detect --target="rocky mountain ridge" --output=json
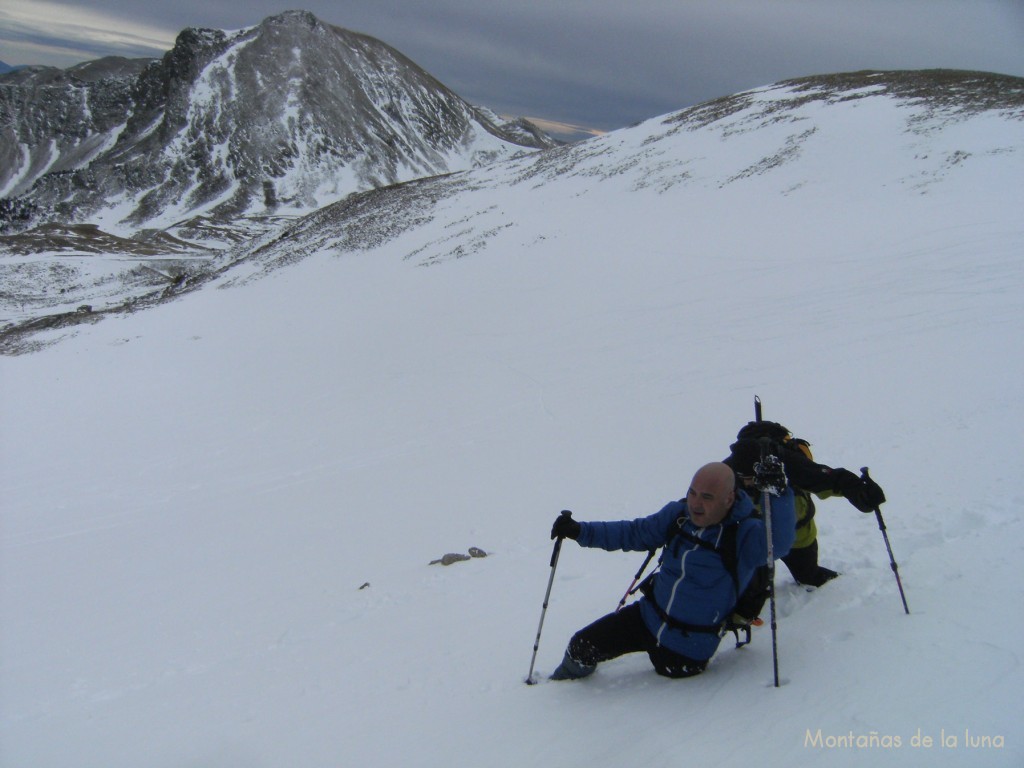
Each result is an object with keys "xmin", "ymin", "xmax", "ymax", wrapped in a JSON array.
[
  {"xmin": 0, "ymin": 10, "xmax": 555, "ymax": 247},
  {"xmin": 2, "ymin": 68, "xmax": 1020, "ymax": 355}
]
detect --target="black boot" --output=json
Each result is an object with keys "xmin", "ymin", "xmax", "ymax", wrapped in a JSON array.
[
  {"xmin": 782, "ymin": 541, "xmax": 840, "ymax": 587},
  {"xmin": 549, "ymin": 651, "xmax": 596, "ymax": 681}
]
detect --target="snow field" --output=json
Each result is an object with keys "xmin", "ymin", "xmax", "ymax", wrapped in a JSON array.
[{"xmin": 2, "ymin": 82, "xmax": 1023, "ymax": 766}]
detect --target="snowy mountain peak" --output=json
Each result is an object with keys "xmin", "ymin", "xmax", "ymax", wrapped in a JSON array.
[{"xmin": 0, "ymin": 11, "xmax": 556, "ymax": 240}]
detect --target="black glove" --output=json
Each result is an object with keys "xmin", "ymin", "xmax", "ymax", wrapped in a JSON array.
[
  {"xmin": 753, "ymin": 454, "xmax": 787, "ymax": 496},
  {"xmin": 830, "ymin": 468, "xmax": 886, "ymax": 512},
  {"xmin": 725, "ymin": 437, "xmax": 785, "ymax": 477},
  {"xmin": 550, "ymin": 510, "xmax": 581, "ymax": 540},
  {"xmin": 725, "ymin": 438, "xmax": 759, "ymax": 476}
]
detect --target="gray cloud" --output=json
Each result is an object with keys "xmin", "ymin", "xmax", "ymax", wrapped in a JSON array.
[{"xmin": 2, "ymin": 0, "xmax": 1022, "ymax": 134}]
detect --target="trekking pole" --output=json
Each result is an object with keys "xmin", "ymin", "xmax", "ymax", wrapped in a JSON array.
[
  {"xmin": 760, "ymin": 439, "xmax": 781, "ymax": 688},
  {"xmin": 754, "ymin": 396, "xmax": 781, "ymax": 687},
  {"xmin": 861, "ymin": 467, "xmax": 910, "ymax": 615},
  {"xmin": 616, "ymin": 549, "xmax": 656, "ymax": 612},
  {"xmin": 526, "ymin": 511, "xmax": 571, "ymax": 685}
]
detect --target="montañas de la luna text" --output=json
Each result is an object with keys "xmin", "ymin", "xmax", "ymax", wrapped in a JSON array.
[{"xmin": 804, "ymin": 728, "xmax": 1005, "ymax": 750}]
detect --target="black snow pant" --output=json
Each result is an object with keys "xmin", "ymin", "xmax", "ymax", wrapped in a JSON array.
[
  {"xmin": 566, "ymin": 602, "xmax": 709, "ymax": 679},
  {"xmin": 732, "ymin": 541, "xmax": 839, "ymax": 623}
]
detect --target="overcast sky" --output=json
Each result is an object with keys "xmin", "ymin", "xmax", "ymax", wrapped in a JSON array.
[{"xmin": 2, "ymin": 0, "xmax": 1023, "ymax": 137}]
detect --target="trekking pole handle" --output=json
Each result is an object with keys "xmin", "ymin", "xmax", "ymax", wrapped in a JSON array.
[
  {"xmin": 860, "ymin": 467, "xmax": 886, "ymax": 530},
  {"xmin": 551, "ymin": 510, "xmax": 572, "ymax": 565}
]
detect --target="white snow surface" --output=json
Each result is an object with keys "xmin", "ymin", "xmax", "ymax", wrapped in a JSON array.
[{"xmin": 2, "ymin": 79, "xmax": 1023, "ymax": 767}]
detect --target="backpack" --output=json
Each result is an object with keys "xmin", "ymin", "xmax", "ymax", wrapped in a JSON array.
[
  {"xmin": 736, "ymin": 419, "xmax": 814, "ymax": 462},
  {"xmin": 733, "ymin": 419, "xmax": 821, "ymax": 517}
]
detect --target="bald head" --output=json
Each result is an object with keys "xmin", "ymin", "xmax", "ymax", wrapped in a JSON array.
[{"xmin": 686, "ymin": 462, "xmax": 737, "ymax": 528}]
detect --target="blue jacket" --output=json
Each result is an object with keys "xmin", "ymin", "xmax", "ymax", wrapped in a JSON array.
[{"xmin": 577, "ymin": 487, "xmax": 796, "ymax": 661}]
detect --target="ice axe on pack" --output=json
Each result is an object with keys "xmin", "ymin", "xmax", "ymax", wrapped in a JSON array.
[{"xmin": 861, "ymin": 467, "xmax": 910, "ymax": 615}]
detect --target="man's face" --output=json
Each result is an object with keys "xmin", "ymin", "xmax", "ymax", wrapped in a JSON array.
[{"xmin": 686, "ymin": 465, "xmax": 736, "ymax": 528}]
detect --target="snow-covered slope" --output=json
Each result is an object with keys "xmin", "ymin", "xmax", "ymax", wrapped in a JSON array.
[
  {"xmin": 1, "ymin": 70, "xmax": 1023, "ymax": 767},
  {"xmin": 0, "ymin": 11, "xmax": 554, "ymax": 242}
]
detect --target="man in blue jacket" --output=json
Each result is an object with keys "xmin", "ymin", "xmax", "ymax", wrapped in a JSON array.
[{"xmin": 548, "ymin": 460, "xmax": 796, "ymax": 680}]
